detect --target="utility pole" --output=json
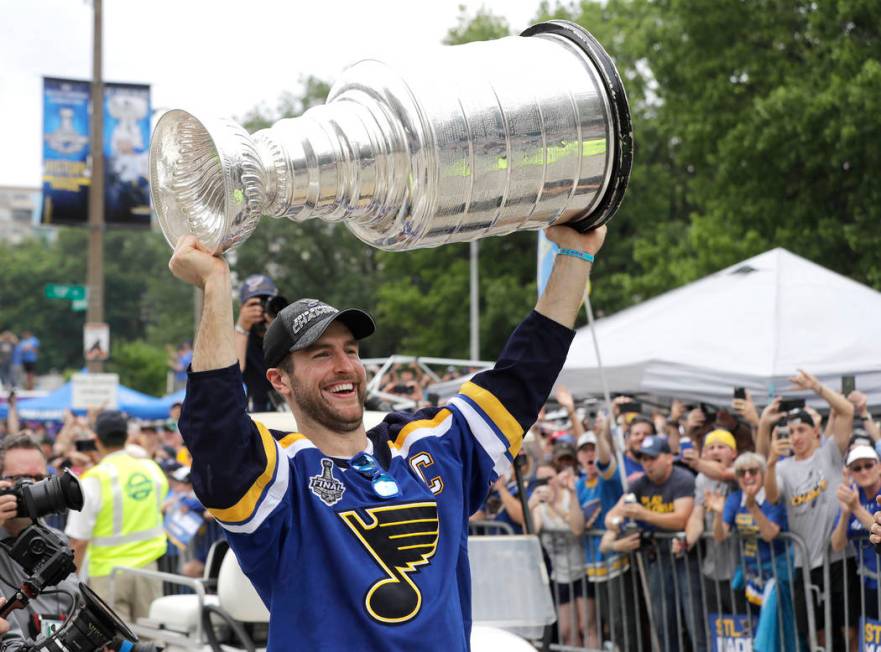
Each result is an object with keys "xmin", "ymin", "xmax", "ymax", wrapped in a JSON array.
[
  {"xmin": 469, "ymin": 240, "xmax": 479, "ymax": 360},
  {"xmin": 86, "ymin": 0, "xmax": 105, "ymax": 373}
]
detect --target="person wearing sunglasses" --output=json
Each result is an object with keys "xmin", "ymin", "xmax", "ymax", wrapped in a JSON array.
[
  {"xmin": 167, "ymin": 223, "xmax": 607, "ymax": 651},
  {"xmin": 831, "ymin": 446, "xmax": 881, "ymax": 623},
  {"xmin": 710, "ymin": 451, "xmax": 796, "ymax": 651}
]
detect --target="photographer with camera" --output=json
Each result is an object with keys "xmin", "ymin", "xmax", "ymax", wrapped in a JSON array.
[
  {"xmin": 603, "ymin": 435, "xmax": 703, "ymax": 652},
  {"xmin": 65, "ymin": 411, "xmax": 168, "ymax": 624},
  {"xmin": 0, "ymin": 436, "xmax": 78, "ymax": 639},
  {"xmin": 763, "ymin": 369, "xmax": 855, "ymax": 652},
  {"xmin": 235, "ymin": 274, "xmax": 288, "ymax": 412}
]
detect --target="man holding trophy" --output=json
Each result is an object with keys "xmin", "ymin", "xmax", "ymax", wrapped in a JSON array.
[{"xmin": 155, "ymin": 19, "xmax": 631, "ymax": 650}]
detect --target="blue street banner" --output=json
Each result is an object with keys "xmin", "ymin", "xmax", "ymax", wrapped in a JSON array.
[
  {"xmin": 861, "ymin": 616, "xmax": 881, "ymax": 651},
  {"xmin": 41, "ymin": 77, "xmax": 151, "ymax": 226},
  {"xmin": 42, "ymin": 77, "xmax": 90, "ymax": 225},
  {"xmin": 708, "ymin": 613, "xmax": 752, "ymax": 652},
  {"xmin": 103, "ymin": 82, "xmax": 151, "ymax": 225}
]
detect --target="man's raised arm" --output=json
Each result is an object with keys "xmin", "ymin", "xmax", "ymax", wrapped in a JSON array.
[
  {"xmin": 168, "ymin": 236, "xmax": 237, "ymax": 372},
  {"xmin": 536, "ymin": 225, "xmax": 607, "ymax": 328}
]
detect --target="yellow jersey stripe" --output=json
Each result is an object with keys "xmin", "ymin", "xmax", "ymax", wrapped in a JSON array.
[
  {"xmin": 209, "ymin": 420, "xmax": 278, "ymax": 523},
  {"xmin": 393, "ymin": 409, "xmax": 452, "ymax": 450},
  {"xmin": 278, "ymin": 433, "xmax": 307, "ymax": 449},
  {"xmin": 459, "ymin": 381, "xmax": 523, "ymax": 455}
]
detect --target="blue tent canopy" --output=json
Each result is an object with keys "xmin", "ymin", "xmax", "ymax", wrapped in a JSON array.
[{"xmin": 0, "ymin": 382, "xmax": 169, "ymax": 422}]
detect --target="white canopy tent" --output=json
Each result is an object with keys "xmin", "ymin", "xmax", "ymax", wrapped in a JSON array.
[{"xmin": 558, "ymin": 248, "xmax": 881, "ymax": 408}]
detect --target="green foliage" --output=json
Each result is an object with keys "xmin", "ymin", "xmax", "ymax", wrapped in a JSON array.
[
  {"xmin": 107, "ymin": 339, "xmax": 169, "ymax": 396},
  {"xmin": 0, "ymin": 228, "xmax": 193, "ymax": 377},
  {"xmin": 6, "ymin": 3, "xmax": 878, "ymax": 384}
]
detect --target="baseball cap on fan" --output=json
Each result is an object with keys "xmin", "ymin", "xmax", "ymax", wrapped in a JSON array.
[
  {"xmin": 239, "ymin": 274, "xmax": 278, "ymax": 303},
  {"xmin": 263, "ymin": 299, "xmax": 376, "ymax": 368}
]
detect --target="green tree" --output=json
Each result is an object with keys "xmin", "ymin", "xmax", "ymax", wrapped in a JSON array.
[
  {"xmin": 0, "ymin": 227, "xmax": 193, "ymax": 383},
  {"xmin": 108, "ymin": 340, "xmax": 169, "ymax": 396}
]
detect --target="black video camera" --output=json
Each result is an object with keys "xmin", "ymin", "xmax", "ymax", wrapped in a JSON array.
[
  {"xmin": 0, "ymin": 473, "xmax": 159, "ymax": 652},
  {"xmin": 251, "ymin": 295, "xmax": 289, "ymax": 338},
  {"xmin": 0, "ymin": 472, "xmax": 83, "ymax": 520}
]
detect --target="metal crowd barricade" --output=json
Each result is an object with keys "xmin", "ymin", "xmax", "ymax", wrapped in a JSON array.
[
  {"xmin": 532, "ymin": 528, "xmax": 820, "ymax": 652},
  {"xmin": 469, "ymin": 520, "xmax": 516, "ymax": 536},
  {"xmin": 830, "ymin": 534, "xmax": 881, "ymax": 652}
]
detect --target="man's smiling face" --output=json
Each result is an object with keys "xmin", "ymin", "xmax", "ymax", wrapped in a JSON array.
[{"xmin": 288, "ymin": 321, "xmax": 367, "ymax": 433}]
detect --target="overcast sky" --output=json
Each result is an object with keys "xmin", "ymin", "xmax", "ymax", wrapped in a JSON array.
[{"xmin": 0, "ymin": 0, "xmax": 540, "ymax": 188}]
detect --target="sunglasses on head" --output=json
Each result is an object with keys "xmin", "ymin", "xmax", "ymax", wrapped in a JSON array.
[
  {"xmin": 350, "ymin": 452, "xmax": 400, "ymax": 499},
  {"xmin": 736, "ymin": 467, "xmax": 761, "ymax": 477},
  {"xmin": 850, "ymin": 460, "xmax": 877, "ymax": 473}
]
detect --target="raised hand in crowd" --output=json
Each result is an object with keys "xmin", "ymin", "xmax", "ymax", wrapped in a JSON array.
[
  {"xmin": 610, "ymin": 395, "xmax": 633, "ymax": 420},
  {"xmin": 849, "ymin": 390, "xmax": 881, "ymax": 441},
  {"xmin": 554, "ymin": 385, "xmax": 583, "ymax": 438},
  {"xmin": 731, "ymin": 389, "xmax": 759, "ymax": 427},
  {"xmin": 788, "ymin": 368, "xmax": 853, "ymax": 452},
  {"xmin": 766, "ymin": 428, "xmax": 793, "ymax": 466},
  {"xmin": 755, "ymin": 397, "xmax": 783, "ymax": 458},
  {"xmin": 684, "ymin": 407, "xmax": 705, "ymax": 437},
  {"xmin": 835, "ymin": 480, "xmax": 860, "ymax": 514}
]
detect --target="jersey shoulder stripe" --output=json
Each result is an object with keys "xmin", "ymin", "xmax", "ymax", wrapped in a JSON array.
[
  {"xmin": 459, "ymin": 381, "xmax": 522, "ymax": 453},
  {"xmin": 447, "ymin": 395, "xmax": 517, "ymax": 476},
  {"xmin": 207, "ymin": 420, "xmax": 278, "ymax": 523},
  {"xmin": 213, "ymin": 438, "xmax": 290, "ymax": 534},
  {"xmin": 278, "ymin": 432, "xmax": 318, "ymax": 458},
  {"xmin": 208, "ymin": 421, "xmax": 290, "ymax": 534},
  {"xmin": 392, "ymin": 409, "xmax": 453, "ymax": 456}
]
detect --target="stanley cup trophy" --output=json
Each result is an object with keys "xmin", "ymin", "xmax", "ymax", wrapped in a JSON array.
[{"xmin": 150, "ymin": 21, "xmax": 633, "ymax": 253}]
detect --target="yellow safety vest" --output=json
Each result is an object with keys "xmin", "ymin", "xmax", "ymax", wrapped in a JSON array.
[{"xmin": 82, "ymin": 453, "xmax": 169, "ymax": 577}]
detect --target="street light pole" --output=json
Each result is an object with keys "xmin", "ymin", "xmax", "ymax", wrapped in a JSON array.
[
  {"xmin": 469, "ymin": 240, "xmax": 479, "ymax": 360},
  {"xmin": 86, "ymin": 0, "xmax": 105, "ymax": 373}
]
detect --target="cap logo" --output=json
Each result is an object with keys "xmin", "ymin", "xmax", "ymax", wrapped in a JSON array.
[
  {"xmin": 643, "ymin": 437, "xmax": 654, "ymax": 448},
  {"xmin": 292, "ymin": 304, "xmax": 337, "ymax": 334},
  {"xmin": 246, "ymin": 276, "xmax": 266, "ymax": 291}
]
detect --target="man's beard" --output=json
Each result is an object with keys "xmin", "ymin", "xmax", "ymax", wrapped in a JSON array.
[{"xmin": 290, "ymin": 375, "xmax": 366, "ymax": 433}]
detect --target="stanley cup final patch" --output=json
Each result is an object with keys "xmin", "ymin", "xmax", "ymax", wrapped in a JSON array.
[{"xmin": 309, "ymin": 458, "xmax": 346, "ymax": 506}]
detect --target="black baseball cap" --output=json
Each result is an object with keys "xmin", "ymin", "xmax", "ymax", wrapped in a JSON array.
[
  {"xmin": 263, "ymin": 299, "xmax": 375, "ymax": 368},
  {"xmin": 94, "ymin": 410, "xmax": 128, "ymax": 445},
  {"xmin": 637, "ymin": 435, "xmax": 672, "ymax": 458}
]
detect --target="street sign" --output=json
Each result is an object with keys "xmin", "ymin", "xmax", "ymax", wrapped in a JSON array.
[
  {"xmin": 84, "ymin": 322, "xmax": 110, "ymax": 361},
  {"xmin": 71, "ymin": 373, "xmax": 118, "ymax": 410},
  {"xmin": 72, "ymin": 298, "xmax": 87, "ymax": 311},
  {"xmin": 44, "ymin": 284, "xmax": 86, "ymax": 301}
]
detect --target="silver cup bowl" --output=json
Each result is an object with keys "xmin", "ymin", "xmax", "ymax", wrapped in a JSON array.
[{"xmin": 150, "ymin": 20, "xmax": 632, "ymax": 253}]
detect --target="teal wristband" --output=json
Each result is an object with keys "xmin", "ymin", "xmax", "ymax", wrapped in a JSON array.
[{"xmin": 558, "ymin": 248, "xmax": 595, "ymax": 263}]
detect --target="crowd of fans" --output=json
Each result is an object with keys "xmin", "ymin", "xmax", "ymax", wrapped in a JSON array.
[
  {"xmin": 472, "ymin": 371, "xmax": 881, "ymax": 652},
  {"xmin": 2, "ymin": 324, "xmax": 879, "ymax": 651},
  {"xmin": 0, "ymin": 397, "xmax": 221, "ymax": 586},
  {"xmin": 0, "ymin": 330, "xmax": 40, "ymax": 391}
]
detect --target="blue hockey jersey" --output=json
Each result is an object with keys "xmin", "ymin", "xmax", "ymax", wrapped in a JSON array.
[{"xmin": 179, "ymin": 310, "xmax": 573, "ymax": 651}]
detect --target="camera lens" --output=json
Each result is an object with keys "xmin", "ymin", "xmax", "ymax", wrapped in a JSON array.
[{"xmin": 21, "ymin": 471, "xmax": 84, "ymax": 519}]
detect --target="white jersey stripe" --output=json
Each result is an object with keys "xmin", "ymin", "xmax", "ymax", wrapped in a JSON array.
[
  {"xmin": 218, "ymin": 439, "xmax": 290, "ymax": 534},
  {"xmin": 397, "ymin": 412, "xmax": 454, "ymax": 458},
  {"xmin": 448, "ymin": 396, "xmax": 512, "ymax": 477}
]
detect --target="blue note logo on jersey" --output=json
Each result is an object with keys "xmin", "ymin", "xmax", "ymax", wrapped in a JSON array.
[
  {"xmin": 309, "ymin": 458, "xmax": 346, "ymax": 506},
  {"xmin": 339, "ymin": 502, "xmax": 439, "ymax": 624}
]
